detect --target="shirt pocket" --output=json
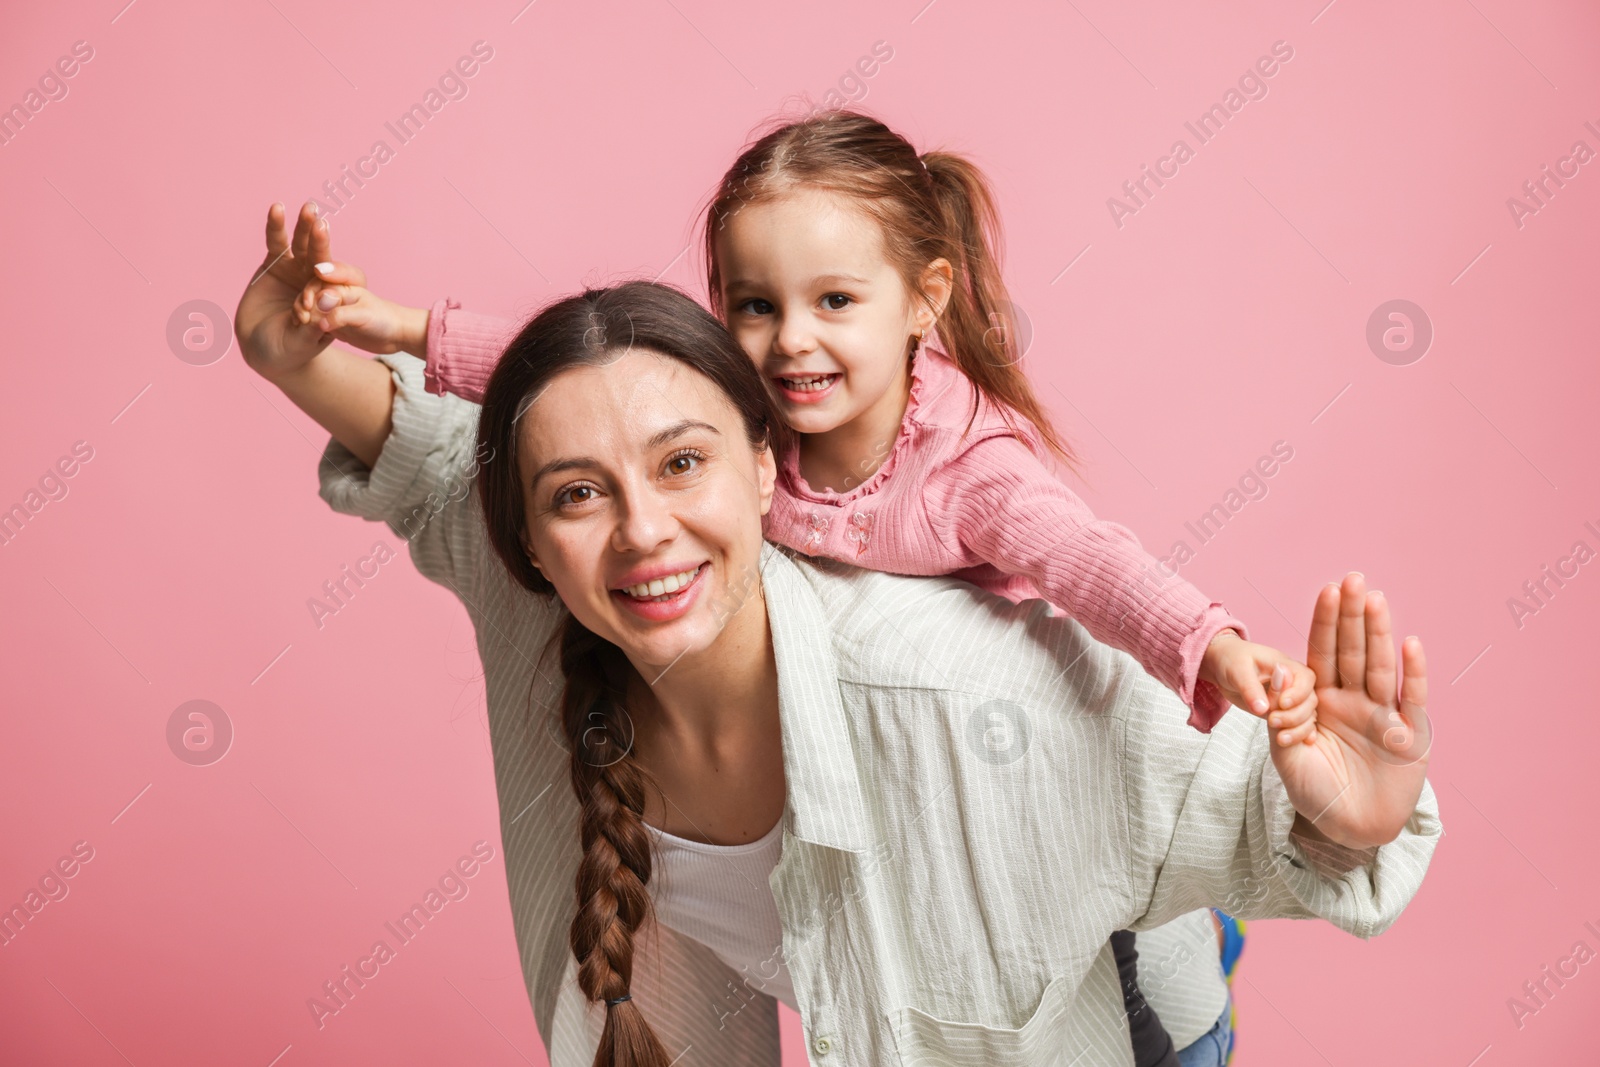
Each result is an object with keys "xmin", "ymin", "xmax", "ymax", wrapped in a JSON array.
[{"xmin": 885, "ymin": 975, "xmax": 1079, "ymax": 1066}]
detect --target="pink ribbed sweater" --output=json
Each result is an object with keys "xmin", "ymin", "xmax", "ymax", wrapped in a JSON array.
[{"xmin": 422, "ymin": 298, "xmax": 1247, "ymax": 731}]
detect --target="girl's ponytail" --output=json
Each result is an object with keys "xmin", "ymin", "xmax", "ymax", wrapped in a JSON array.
[
  {"xmin": 919, "ymin": 151, "xmax": 1074, "ymax": 469},
  {"xmin": 560, "ymin": 618, "xmax": 672, "ymax": 1067}
]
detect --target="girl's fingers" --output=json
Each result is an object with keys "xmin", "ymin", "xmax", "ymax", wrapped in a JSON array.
[
  {"xmin": 1236, "ymin": 666, "xmax": 1271, "ymax": 717},
  {"xmin": 315, "ymin": 284, "xmax": 355, "ymax": 312},
  {"xmin": 311, "ymin": 261, "xmax": 365, "ymax": 286},
  {"xmin": 313, "ymin": 293, "xmax": 374, "ymax": 334},
  {"xmin": 1269, "ymin": 696, "xmax": 1316, "ymax": 731},
  {"xmin": 1275, "ymin": 714, "xmax": 1318, "ymax": 747},
  {"xmin": 1307, "ymin": 583, "xmax": 1340, "ymax": 689},
  {"xmin": 294, "ymin": 282, "xmax": 322, "ymax": 323},
  {"xmin": 1277, "ymin": 663, "xmax": 1316, "ymax": 709},
  {"xmin": 295, "ymin": 271, "xmax": 368, "ymax": 324},
  {"xmin": 1334, "ymin": 571, "xmax": 1369, "ymax": 690},
  {"xmin": 315, "ymin": 305, "xmax": 352, "ymax": 334},
  {"xmin": 1241, "ymin": 675, "xmax": 1267, "ymax": 716}
]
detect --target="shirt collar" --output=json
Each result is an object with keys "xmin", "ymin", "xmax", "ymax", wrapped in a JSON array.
[{"xmin": 758, "ymin": 542, "xmax": 871, "ymax": 854}]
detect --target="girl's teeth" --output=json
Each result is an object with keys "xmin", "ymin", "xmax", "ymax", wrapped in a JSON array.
[
  {"xmin": 624, "ymin": 565, "xmax": 700, "ymax": 600},
  {"xmin": 782, "ymin": 374, "xmax": 835, "ymax": 392}
]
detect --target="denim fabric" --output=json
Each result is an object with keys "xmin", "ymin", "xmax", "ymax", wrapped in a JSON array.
[{"xmin": 1176, "ymin": 994, "xmax": 1233, "ymax": 1067}]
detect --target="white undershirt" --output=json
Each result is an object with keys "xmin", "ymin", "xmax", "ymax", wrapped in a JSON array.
[{"xmin": 644, "ymin": 818, "xmax": 797, "ymax": 1010}]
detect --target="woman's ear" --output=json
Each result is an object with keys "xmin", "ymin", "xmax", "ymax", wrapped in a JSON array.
[
  {"xmin": 521, "ymin": 529, "xmax": 543, "ymax": 574},
  {"xmin": 756, "ymin": 440, "xmax": 778, "ymax": 518},
  {"xmin": 917, "ymin": 257, "xmax": 955, "ymax": 333}
]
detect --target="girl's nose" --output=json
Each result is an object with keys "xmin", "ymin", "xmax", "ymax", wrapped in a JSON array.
[{"xmin": 773, "ymin": 313, "xmax": 817, "ymax": 358}]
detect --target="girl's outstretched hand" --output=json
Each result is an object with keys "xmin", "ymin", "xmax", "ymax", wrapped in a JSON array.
[
  {"xmin": 1272, "ymin": 573, "xmax": 1432, "ymax": 850},
  {"xmin": 292, "ymin": 250, "xmax": 428, "ymax": 358},
  {"xmin": 1201, "ymin": 631, "xmax": 1318, "ymax": 741},
  {"xmin": 235, "ymin": 201, "xmax": 341, "ymax": 381}
]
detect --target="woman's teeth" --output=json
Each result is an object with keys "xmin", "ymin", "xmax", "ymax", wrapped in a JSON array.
[
  {"xmin": 622, "ymin": 565, "xmax": 702, "ymax": 600},
  {"xmin": 780, "ymin": 374, "xmax": 838, "ymax": 392}
]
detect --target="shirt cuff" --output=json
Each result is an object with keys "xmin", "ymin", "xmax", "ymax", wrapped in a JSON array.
[
  {"xmin": 1257, "ymin": 758, "xmax": 1418, "ymax": 940},
  {"xmin": 1179, "ymin": 606, "xmax": 1249, "ymax": 734},
  {"xmin": 1263, "ymin": 759, "xmax": 1380, "ymax": 878},
  {"xmin": 318, "ymin": 351, "xmax": 452, "ymax": 527}
]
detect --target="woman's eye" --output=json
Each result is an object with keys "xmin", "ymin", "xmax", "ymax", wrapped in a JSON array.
[
  {"xmin": 556, "ymin": 484, "xmax": 596, "ymax": 507},
  {"xmin": 822, "ymin": 293, "xmax": 852, "ymax": 311},
  {"xmin": 665, "ymin": 452, "xmax": 702, "ymax": 476}
]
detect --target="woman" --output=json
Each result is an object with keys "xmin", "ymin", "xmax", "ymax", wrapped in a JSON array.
[{"xmin": 237, "ymin": 210, "xmax": 1438, "ymax": 1067}]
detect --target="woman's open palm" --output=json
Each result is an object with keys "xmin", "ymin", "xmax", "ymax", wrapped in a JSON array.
[
  {"xmin": 235, "ymin": 203, "xmax": 357, "ymax": 380},
  {"xmin": 1270, "ymin": 572, "xmax": 1432, "ymax": 849}
]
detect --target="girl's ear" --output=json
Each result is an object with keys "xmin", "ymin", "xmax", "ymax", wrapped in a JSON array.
[{"xmin": 917, "ymin": 257, "xmax": 955, "ymax": 333}]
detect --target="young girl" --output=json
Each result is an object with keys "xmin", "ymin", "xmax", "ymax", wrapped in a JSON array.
[{"xmin": 292, "ymin": 110, "xmax": 1316, "ymax": 1064}]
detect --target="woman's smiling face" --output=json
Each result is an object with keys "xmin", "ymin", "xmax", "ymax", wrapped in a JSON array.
[{"xmin": 516, "ymin": 347, "xmax": 776, "ymax": 673}]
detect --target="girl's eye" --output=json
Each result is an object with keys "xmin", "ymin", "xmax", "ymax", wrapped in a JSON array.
[
  {"xmin": 822, "ymin": 293, "xmax": 852, "ymax": 311},
  {"xmin": 738, "ymin": 298, "xmax": 774, "ymax": 316}
]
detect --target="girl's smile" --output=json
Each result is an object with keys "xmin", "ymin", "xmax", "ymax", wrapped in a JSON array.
[{"xmin": 773, "ymin": 371, "xmax": 842, "ymax": 403}]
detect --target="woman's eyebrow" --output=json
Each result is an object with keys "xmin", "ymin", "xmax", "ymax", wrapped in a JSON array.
[
  {"xmin": 529, "ymin": 456, "xmax": 598, "ymax": 486},
  {"xmin": 528, "ymin": 421, "xmax": 721, "ymax": 486},
  {"xmin": 646, "ymin": 420, "xmax": 721, "ymax": 450}
]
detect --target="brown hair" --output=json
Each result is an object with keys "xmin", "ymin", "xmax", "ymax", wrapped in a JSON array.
[
  {"xmin": 474, "ymin": 281, "xmax": 780, "ymax": 1066},
  {"xmin": 702, "ymin": 108, "xmax": 1078, "ymax": 471}
]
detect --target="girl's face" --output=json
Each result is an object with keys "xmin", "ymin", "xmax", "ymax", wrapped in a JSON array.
[
  {"xmin": 516, "ymin": 349, "xmax": 776, "ymax": 674},
  {"xmin": 715, "ymin": 187, "xmax": 942, "ymax": 440}
]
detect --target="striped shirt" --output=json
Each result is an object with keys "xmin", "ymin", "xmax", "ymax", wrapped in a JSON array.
[{"xmin": 318, "ymin": 352, "xmax": 1442, "ymax": 1066}]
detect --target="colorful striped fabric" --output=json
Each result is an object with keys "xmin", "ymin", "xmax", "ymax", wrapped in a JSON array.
[{"xmin": 1211, "ymin": 908, "xmax": 1246, "ymax": 1064}]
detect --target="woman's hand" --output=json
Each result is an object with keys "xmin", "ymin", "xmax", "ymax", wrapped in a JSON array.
[
  {"xmin": 235, "ymin": 202, "xmax": 341, "ymax": 382},
  {"xmin": 1273, "ymin": 573, "xmax": 1432, "ymax": 850},
  {"xmin": 232, "ymin": 201, "xmax": 403, "ymax": 469},
  {"xmin": 1200, "ymin": 631, "xmax": 1318, "ymax": 742}
]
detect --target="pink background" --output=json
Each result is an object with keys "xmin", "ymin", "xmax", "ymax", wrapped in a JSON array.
[{"xmin": 2, "ymin": 0, "xmax": 1598, "ymax": 1063}]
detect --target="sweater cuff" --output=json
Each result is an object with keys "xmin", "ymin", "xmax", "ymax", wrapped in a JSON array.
[
  {"xmin": 423, "ymin": 297, "xmax": 516, "ymax": 403},
  {"xmin": 1180, "ymin": 606, "xmax": 1249, "ymax": 734}
]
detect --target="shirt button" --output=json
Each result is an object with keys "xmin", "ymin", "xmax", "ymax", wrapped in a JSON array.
[{"xmin": 812, "ymin": 1035, "xmax": 833, "ymax": 1056}]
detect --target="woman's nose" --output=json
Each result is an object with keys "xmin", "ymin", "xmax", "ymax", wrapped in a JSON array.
[{"xmin": 610, "ymin": 485, "xmax": 680, "ymax": 553}]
